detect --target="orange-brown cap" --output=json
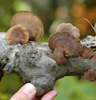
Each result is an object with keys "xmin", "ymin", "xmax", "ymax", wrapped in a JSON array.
[
  {"xmin": 6, "ymin": 24, "xmax": 29, "ymax": 44},
  {"xmin": 10, "ymin": 11, "xmax": 44, "ymax": 41},
  {"xmin": 80, "ymin": 45, "xmax": 94, "ymax": 59},
  {"xmin": 84, "ymin": 69, "xmax": 96, "ymax": 81},
  {"xmin": 56, "ymin": 23, "xmax": 80, "ymax": 39},
  {"xmin": 50, "ymin": 48, "xmax": 66, "ymax": 64},
  {"xmin": 48, "ymin": 32, "xmax": 82, "ymax": 64},
  {"xmin": 91, "ymin": 52, "xmax": 96, "ymax": 62},
  {"xmin": 48, "ymin": 32, "xmax": 82, "ymax": 56}
]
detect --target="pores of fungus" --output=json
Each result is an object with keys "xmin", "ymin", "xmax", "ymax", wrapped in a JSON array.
[
  {"xmin": 10, "ymin": 11, "xmax": 44, "ymax": 42},
  {"xmin": 84, "ymin": 69, "xmax": 96, "ymax": 81},
  {"xmin": 48, "ymin": 32, "xmax": 82, "ymax": 64},
  {"xmin": 6, "ymin": 24, "xmax": 29, "ymax": 44},
  {"xmin": 56, "ymin": 23, "xmax": 80, "ymax": 39}
]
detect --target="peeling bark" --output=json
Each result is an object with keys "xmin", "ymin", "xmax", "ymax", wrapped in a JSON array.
[{"xmin": 0, "ymin": 32, "xmax": 96, "ymax": 97}]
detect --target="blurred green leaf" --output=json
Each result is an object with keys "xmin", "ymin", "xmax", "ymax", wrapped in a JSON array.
[
  {"xmin": 54, "ymin": 77, "xmax": 96, "ymax": 100},
  {"xmin": 12, "ymin": 1, "xmax": 31, "ymax": 12}
]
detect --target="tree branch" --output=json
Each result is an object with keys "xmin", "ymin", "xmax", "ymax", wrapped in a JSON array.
[{"xmin": 0, "ymin": 32, "xmax": 96, "ymax": 97}]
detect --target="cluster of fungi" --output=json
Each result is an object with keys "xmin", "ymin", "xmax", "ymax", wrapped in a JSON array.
[
  {"xmin": 1, "ymin": 11, "xmax": 96, "ymax": 82},
  {"xmin": 6, "ymin": 11, "xmax": 44, "ymax": 44}
]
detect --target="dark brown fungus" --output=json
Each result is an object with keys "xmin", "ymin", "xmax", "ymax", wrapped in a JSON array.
[
  {"xmin": 91, "ymin": 52, "xmax": 96, "ymax": 62},
  {"xmin": 84, "ymin": 69, "xmax": 96, "ymax": 81},
  {"xmin": 6, "ymin": 24, "xmax": 29, "ymax": 44},
  {"xmin": 48, "ymin": 32, "xmax": 82, "ymax": 64},
  {"xmin": 49, "ymin": 47, "xmax": 66, "ymax": 64},
  {"xmin": 80, "ymin": 45, "xmax": 94, "ymax": 59},
  {"xmin": 10, "ymin": 11, "xmax": 44, "ymax": 41}
]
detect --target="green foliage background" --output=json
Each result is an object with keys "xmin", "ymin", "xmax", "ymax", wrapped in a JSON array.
[{"xmin": 0, "ymin": 0, "xmax": 96, "ymax": 100}]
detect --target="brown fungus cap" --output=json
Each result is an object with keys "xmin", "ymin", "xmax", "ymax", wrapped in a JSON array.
[
  {"xmin": 80, "ymin": 45, "xmax": 94, "ymax": 59},
  {"xmin": 56, "ymin": 23, "xmax": 80, "ymax": 39},
  {"xmin": 84, "ymin": 69, "xmax": 96, "ymax": 81},
  {"xmin": 91, "ymin": 52, "xmax": 96, "ymax": 62},
  {"xmin": 48, "ymin": 32, "xmax": 82, "ymax": 64},
  {"xmin": 50, "ymin": 48, "xmax": 66, "ymax": 64},
  {"xmin": 49, "ymin": 32, "xmax": 82, "ymax": 56},
  {"xmin": 10, "ymin": 11, "xmax": 44, "ymax": 42},
  {"xmin": 6, "ymin": 24, "xmax": 29, "ymax": 44}
]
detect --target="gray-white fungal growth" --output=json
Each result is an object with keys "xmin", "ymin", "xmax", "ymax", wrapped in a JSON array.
[
  {"xmin": 0, "ymin": 32, "xmax": 96, "ymax": 97},
  {"xmin": 56, "ymin": 23, "xmax": 80, "ymax": 39}
]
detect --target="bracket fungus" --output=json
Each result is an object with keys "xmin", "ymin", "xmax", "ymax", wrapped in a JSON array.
[
  {"xmin": 84, "ymin": 69, "xmax": 96, "ymax": 81},
  {"xmin": 10, "ymin": 11, "xmax": 44, "ymax": 41},
  {"xmin": 48, "ymin": 32, "xmax": 82, "ymax": 64},
  {"xmin": 91, "ymin": 52, "xmax": 96, "ymax": 62},
  {"xmin": 56, "ymin": 23, "xmax": 80, "ymax": 39},
  {"xmin": 6, "ymin": 24, "xmax": 29, "ymax": 44},
  {"xmin": 80, "ymin": 45, "xmax": 94, "ymax": 59},
  {"xmin": 49, "ymin": 23, "xmax": 95, "ymax": 64}
]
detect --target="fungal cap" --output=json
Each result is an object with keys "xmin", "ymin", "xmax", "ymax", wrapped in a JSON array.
[
  {"xmin": 56, "ymin": 23, "xmax": 80, "ymax": 39},
  {"xmin": 6, "ymin": 24, "xmax": 29, "ymax": 44},
  {"xmin": 91, "ymin": 52, "xmax": 96, "ymax": 62},
  {"xmin": 50, "ymin": 48, "xmax": 66, "ymax": 64},
  {"xmin": 48, "ymin": 32, "xmax": 82, "ymax": 56},
  {"xmin": 80, "ymin": 45, "xmax": 94, "ymax": 59},
  {"xmin": 10, "ymin": 11, "xmax": 44, "ymax": 42},
  {"xmin": 84, "ymin": 69, "xmax": 96, "ymax": 81}
]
